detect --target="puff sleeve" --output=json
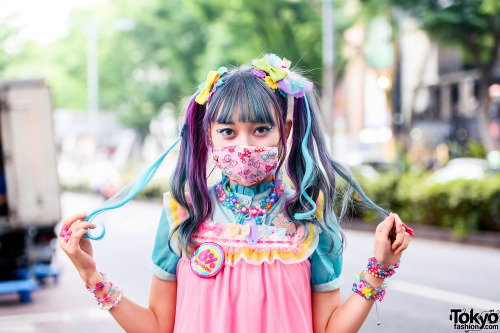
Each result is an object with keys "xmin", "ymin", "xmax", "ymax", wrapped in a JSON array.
[
  {"xmin": 308, "ymin": 192, "xmax": 344, "ymax": 292},
  {"xmin": 151, "ymin": 192, "xmax": 186, "ymax": 281}
]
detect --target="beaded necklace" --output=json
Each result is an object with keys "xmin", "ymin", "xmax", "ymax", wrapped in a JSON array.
[
  {"xmin": 214, "ymin": 177, "xmax": 283, "ymax": 220},
  {"xmin": 214, "ymin": 172, "xmax": 285, "ymax": 244}
]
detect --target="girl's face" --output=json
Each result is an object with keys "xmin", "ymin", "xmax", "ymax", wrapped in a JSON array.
[{"xmin": 208, "ymin": 109, "xmax": 292, "ymax": 186}]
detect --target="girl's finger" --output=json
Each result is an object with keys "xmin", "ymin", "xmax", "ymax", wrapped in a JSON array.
[
  {"xmin": 395, "ymin": 232, "xmax": 411, "ymax": 255},
  {"xmin": 391, "ymin": 221, "xmax": 406, "ymax": 251},
  {"xmin": 63, "ymin": 212, "xmax": 88, "ymax": 229},
  {"xmin": 393, "ymin": 213, "xmax": 405, "ymax": 232},
  {"xmin": 68, "ymin": 228, "xmax": 91, "ymax": 250},
  {"xmin": 377, "ymin": 213, "xmax": 396, "ymax": 235},
  {"xmin": 69, "ymin": 221, "xmax": 96, "ymax": 232}
]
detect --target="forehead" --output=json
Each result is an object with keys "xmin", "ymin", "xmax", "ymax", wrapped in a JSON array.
[
  {"xmin": 205, "ymin": 68, "xmax": 284, "ymax": 127},
  {"xmin": 213, "ymin": 107, "xmax": 278, "ymax": 125}
]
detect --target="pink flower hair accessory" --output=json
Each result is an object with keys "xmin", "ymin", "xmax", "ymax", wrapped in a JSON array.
[
  {"xmin": 402, "ymin": 222, "xmax": 414, "ymax": 236},
  {"xmin": 59, "ymin": 224, "xmax": 72, "ymax": 243}
]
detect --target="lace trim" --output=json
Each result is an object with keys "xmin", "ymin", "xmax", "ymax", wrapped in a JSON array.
[{"xmin": 177, "ymin": 221, "xmax": 319, "ymax": 266}]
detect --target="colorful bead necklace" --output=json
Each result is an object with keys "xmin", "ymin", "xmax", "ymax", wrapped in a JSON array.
[{"xmin": 214, "ymin": 178, "xmax": 284, "ymax": 220}]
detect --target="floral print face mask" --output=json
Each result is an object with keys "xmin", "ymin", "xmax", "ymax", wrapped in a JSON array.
[{"xmin": 210, "ymin": 144, "xmax": 279, "ymax": 186}]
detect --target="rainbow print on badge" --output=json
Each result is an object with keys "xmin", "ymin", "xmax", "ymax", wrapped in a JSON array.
[{"xmin": 190, "ymin": 242, "xmax": 225, "ymax": 278}]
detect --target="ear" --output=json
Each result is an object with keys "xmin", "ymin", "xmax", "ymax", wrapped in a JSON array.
[
  {"xmin": 284, "ymin": 119, "xmax": 292, "ymax": 141},
  {"xmin": 206, "ymin": 124, "xmax": 212, "ymax": 144}
]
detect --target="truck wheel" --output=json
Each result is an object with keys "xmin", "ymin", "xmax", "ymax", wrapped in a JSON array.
[{"xmin": 19, "ymin": 290, "xmax": 31, "ymax": 303}]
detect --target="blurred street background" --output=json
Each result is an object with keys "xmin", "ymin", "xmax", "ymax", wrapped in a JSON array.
[{"xmin": 1, "ymin": 0, "xmax": 500, "ymax": 332}]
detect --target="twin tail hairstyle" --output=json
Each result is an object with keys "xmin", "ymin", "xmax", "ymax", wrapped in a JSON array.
[{"xmin": 82, "ymin": 53, "xmax": 389, "ymax": 259}]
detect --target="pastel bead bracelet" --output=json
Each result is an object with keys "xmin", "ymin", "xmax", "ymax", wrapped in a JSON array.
[
  {"xmin": 98, "ymin": 288, "xmax": 123, "ymax": 311},
  {"xmin": 84, "ymin": 272, "xmax": 123, "ymax": 311},
  {"xmin": 85, "ymin": 272, "xmax": 107, "ymax": 293},
  {"xmin": 366, "ymin": 257, "xmax": 400, "ymax": 279},
  {"xmin": 352, "ymin": 272, "xmax": 387, "ymax": 302}
]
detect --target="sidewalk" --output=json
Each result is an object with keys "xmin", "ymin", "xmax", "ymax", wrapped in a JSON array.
[{"xmin": 343, "ymin": 217, "xmax": 500, "ymax": 249}]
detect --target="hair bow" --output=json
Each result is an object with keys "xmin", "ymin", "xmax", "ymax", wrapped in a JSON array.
[
  {"xmin": 195, "ymin": 67, "xmax": 228, "ymax": 105},
  {"xmin": 252, "ymin": 58, "xmax": 288, "ymax": 83},
  {"xmin": 251, "ymin": 54, "xmax": 313, "ymax": 98},
  {"xmin": 198, "ymin": 221, "xmax": 223, "ymax": 236}
]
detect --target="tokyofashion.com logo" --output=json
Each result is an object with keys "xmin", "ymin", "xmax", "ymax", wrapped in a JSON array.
[{"xmin": 450, "ymin": 309, "xmax": 500, "ymax": 331}]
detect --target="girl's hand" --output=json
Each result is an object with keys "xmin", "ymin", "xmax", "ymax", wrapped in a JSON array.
[
  {"xmin": 58, "ymin": 212, "xmax": 98, "ymax": 282},
  {"xmin": 374, "ymin": 213, "xmax": 411, "ymax": 266}
]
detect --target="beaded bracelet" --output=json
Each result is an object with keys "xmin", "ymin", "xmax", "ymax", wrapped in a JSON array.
[
  {"xmin": 85, "ymin": 272, "xmax": 107, "ymax": 293},
  {"xmin": 352, "ymin": 272, "xmax": 387, "ymax": 302},
  {"xmin": 84, "ymin": 272, "xmax": 123, "ymax": 310},
  {"xmin": 366, "ymin": 257, "xmax": 400, "ymax": 279},
  {"xmin": 99, "ymin": 288, "xmax": 123, "ymax": 311},
  {"xmin": 95, "ymin": 282, "xmax": 118, "ymax": 306}
]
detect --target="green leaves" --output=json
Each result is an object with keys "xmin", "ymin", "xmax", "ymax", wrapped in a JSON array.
[{"xmin": 357, "ymin": 172, "xmax": 500, "ymax": 236}]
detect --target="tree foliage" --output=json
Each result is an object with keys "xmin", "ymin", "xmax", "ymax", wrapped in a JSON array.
[
  {"xmin": 0, "ymin": 14, "xmax": 20, "ymax": 75},
  {"xmin": 2, "ymin": 0, "xmax": 356, "ymax": 134}
]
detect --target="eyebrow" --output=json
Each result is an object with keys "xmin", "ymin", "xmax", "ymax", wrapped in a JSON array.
[
  {"xmin": 215, "ymin": 120, "xmax": 235, "ymax": 125},
  {"xmin": 215, "ymin": 121, "xmax": 272, "ymax": 125}
]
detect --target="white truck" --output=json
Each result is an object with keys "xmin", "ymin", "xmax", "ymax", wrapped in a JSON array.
[{"xmin": 0, "ymin": 79, "xmax": 61, "ymax": 302}]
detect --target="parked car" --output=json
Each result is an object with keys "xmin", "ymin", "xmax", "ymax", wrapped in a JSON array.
[{"xmin": 429, "ymin": 158, "xmax": 490, "ymax": 183}]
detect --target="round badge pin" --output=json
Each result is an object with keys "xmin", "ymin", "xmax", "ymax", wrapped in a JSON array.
[{"xmin": 190, "ymin": 242, "xmax": 225, "ymax": 278}]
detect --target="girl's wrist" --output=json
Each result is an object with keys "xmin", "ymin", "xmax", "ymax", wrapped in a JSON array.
[
  {"xmin": 362, "ymin": 270, "xmax": 385, "ymax": 287},
  {"xmin": 81, "ymin": 270, "xmax": 102, "ymax": 286}
]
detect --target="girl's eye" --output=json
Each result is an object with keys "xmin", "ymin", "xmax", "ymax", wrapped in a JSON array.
[
  {"xmin": 216, "ymin": 125, "xmax": 273, "ymax": 138},
  {"xmin": 216, "ymin": 128, "xmax": 234, "ymax": 137},
  {"xmin": 255, "ymin": 125, "xmax": 273, "ymax": 136}
]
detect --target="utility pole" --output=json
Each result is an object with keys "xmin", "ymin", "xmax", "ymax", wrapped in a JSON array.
[
  {"xmin": 87, "ymin": 23, "xmax": 99, "ymax": 140},
  {"xmin": 86, "ymin": 19, "xmax": 135, "ymax": 143},
  {"xmin": 322, "ymin": 0, "xmax": 335, "ymax": 155}
]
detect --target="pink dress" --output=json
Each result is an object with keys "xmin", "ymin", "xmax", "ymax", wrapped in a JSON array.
[
  {"xmin": 154, "ymin": 188, "xmax": 332, "ymax": 333},
  {"xmin": 174, "ymin": 256, "xmax": 313, "ymax": 332}
]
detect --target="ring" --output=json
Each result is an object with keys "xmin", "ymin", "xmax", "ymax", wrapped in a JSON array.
[{"xmin": 59, "ymin": 224, "xmax": 72, "ymax": 243}]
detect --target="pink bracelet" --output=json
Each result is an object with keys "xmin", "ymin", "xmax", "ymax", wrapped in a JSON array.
[
  {"xmin": 95, "ymin": 282, "xmax": 118, "ymax": 305},
  {"xmin": 85, "ymin": 272, "xmax": 107, "ymax": 293},
  {"xmin": 84, "ymin": 272, "xmax": 123, "ymax": 310},
  {"xmin": 98, "ymin": 287, "xmax": 123, "ymax": 311},
  {"xmin": 366, "ymin": 257, "xmax": 399, "ymax": 279}
]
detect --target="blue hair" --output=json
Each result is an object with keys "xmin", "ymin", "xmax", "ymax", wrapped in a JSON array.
[
  {"xmin": 286, "ymin": 89, "xmax": 389, "ymax": 256},
  {"xmin": 82, "ymin": 54, "xmax": 389, "ymax": 261},
  {"xmin": 84, "ymin": 125, "xmax": 185, "ymax": 240}
]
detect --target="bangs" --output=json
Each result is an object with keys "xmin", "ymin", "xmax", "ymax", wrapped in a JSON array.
[{"xmin": 206, "ymin": 67, "xmax": 283, "ymax": 125}]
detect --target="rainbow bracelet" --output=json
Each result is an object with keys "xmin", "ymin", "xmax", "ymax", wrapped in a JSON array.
[
  {"xmin": 352, "ymin": 272, "xmax": 387, "ymax": 302},
  {"xmin": 366, "ymin": 257, "xmax": 400, "ymax": 279}
]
